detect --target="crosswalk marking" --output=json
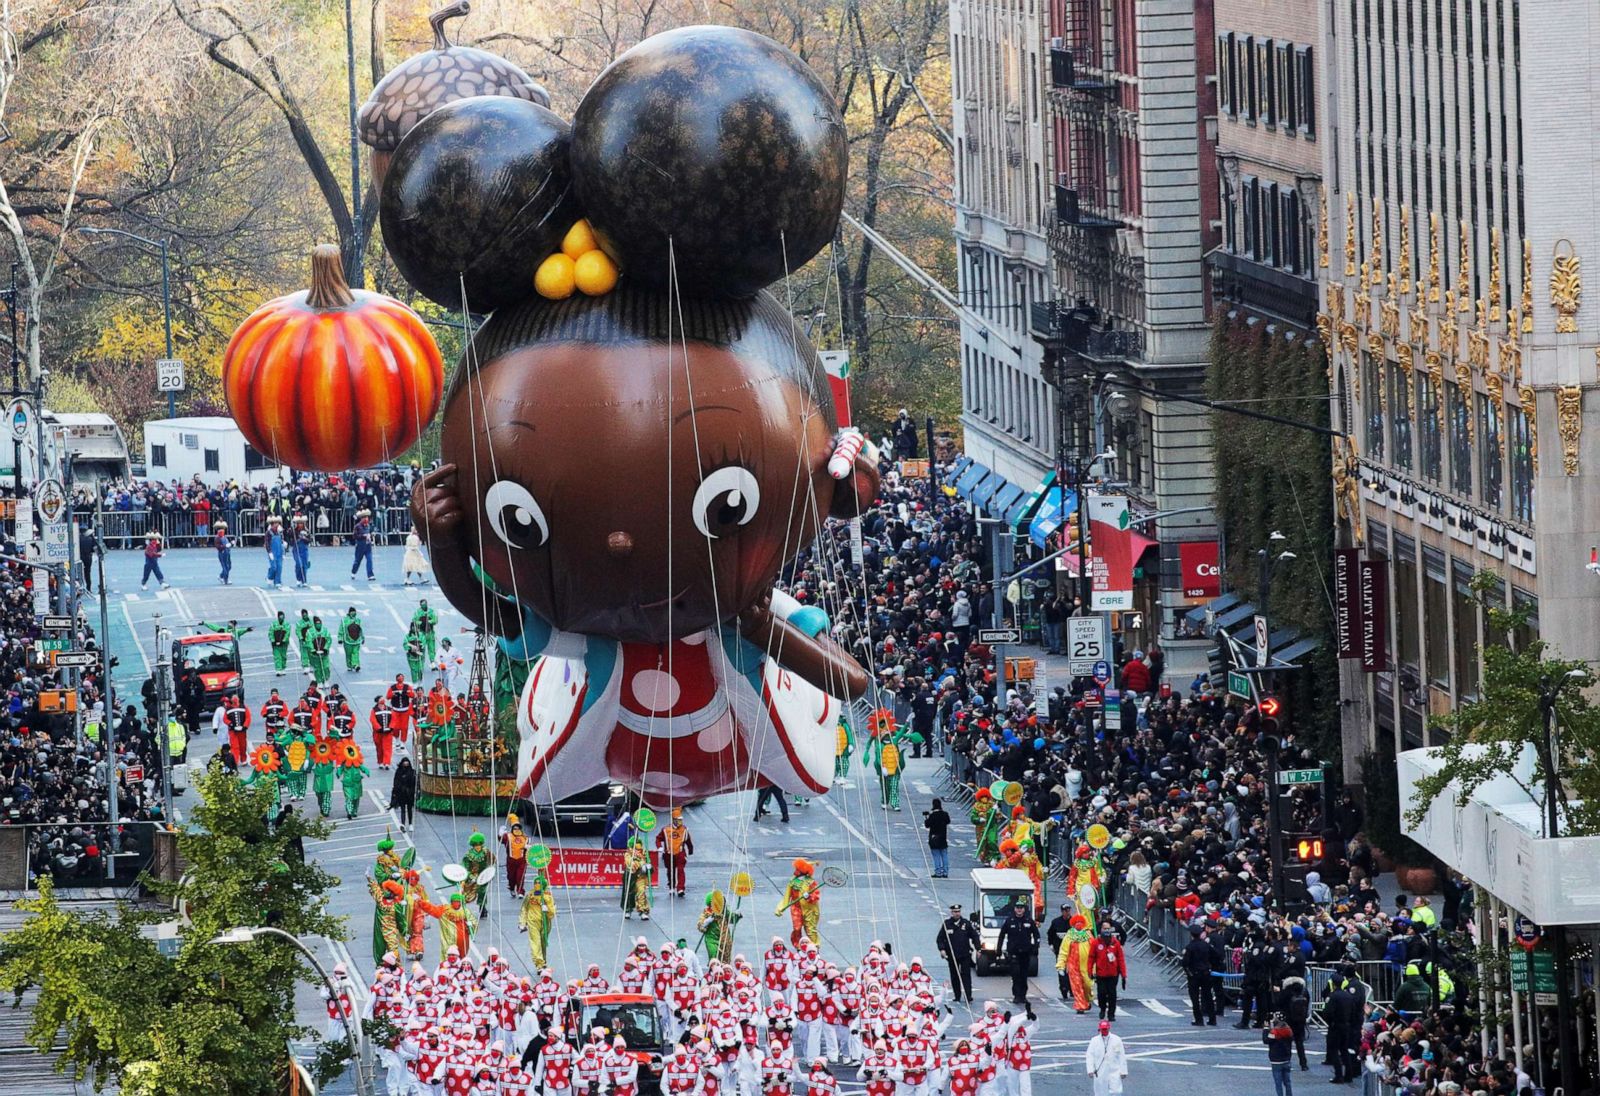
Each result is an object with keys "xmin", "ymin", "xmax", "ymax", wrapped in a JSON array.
[{"xmin": 1142, "ymin": 998, "xmax": 1180, "ymax": 1017}]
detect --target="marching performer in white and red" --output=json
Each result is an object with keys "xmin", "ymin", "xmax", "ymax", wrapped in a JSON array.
[
  {"xmin": 663, "ymin": 1041, "xmax": 703, "ymax": 1096},
  {"xmin": 536, "ymin": 1024, "xmax": 576, "ymax": 1096},
  {"xmin": 759, "ymin": 1046, "xmax": 794, "ymax": 1096},
  {"xmin": 805, "ymin": 1059, "xmax": 838, "ymax": 1096},
  {"xmin": 572, "ymin": 1036, "xmax": 609, "ymax": 1095},
  {"xmin": 580, "ymin": 962, "xmax": 611, "ymax": 995},
  {"xmin": 793, "ymin": 963, "xmax": 824, "ymax": 1061},
  {"xmin": 763, "ymin": 938, "xmax": 796, "ymax": 1006},
  {"xmin": 322, "ymin": 962, "xmax": 357, "ymax": 1041},
  {"xmin": 604, "ymin": 1035, "xmax": 640, "ymax": 1096}
]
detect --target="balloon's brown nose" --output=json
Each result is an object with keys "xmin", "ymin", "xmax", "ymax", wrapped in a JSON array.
[{"xmin": 607, "ymin": 531, "xmax": 634, "ymax": 557}]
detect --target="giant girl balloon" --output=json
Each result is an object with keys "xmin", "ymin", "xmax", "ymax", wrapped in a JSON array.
[
  {"xmin": 380, "ymin": 95, "xmax": 579, "ymax": 312},
  {"xmin": 570, "ymin": 25, "xmax": 848, "ymax": 298},
  {"xmin": 410, "ymin": 284, "xmax": 880, "ymax": 806},
  {"xmin": 223, "ymin": 246, "xmax": 443, "ymax": 471}
]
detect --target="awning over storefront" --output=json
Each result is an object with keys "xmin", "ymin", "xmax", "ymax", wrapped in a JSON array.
[
  {"xmin": 1028, "ymin": 486, "xmax": 1077, "ymax": 548},
  {"xmin": 971, "ymin": 470, "xmax": 1005, "ymax": 508},
  {"xmin": 1011, "ymin": 473, "xmax": 1055, "ymax": 534},
  {"xmin": 1053, "ymin": 531, "xmax": 1158, "ymax": 577},
  {"xmin": 1185, "ymin": 591, "xmax": 1243, "ymax": 625},
  {"xmin": 991, "ymin": 482, "xmax": 1024, "ymax": 522},
  {"xmin": 953, "ymin": 460, "xmax": 991, "ymax": 500}
]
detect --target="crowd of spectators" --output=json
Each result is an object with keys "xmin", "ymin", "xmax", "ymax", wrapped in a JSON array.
[
  {"xmin": 74, "ymin": 466, "xmax": 422, "ymax": 549},
  {"xmin": 778, "ymin": 437, "xmax": 1594, "ymax": 1096},
  {"xmin": 0, "ymin": 544, "xmax": 170, "ymax": 888}
]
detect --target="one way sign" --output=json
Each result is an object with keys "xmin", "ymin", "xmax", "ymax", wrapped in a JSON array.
[{"xmin": 978, "ymin": 628, "xmax": 1021, "ymax": 644}]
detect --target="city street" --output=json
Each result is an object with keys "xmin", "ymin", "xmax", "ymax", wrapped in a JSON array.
[{"xmin": 102, "ymin": 547, "xmax": 1291, "ymax": 1095}]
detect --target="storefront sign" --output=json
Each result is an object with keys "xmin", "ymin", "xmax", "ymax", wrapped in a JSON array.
[
  {"xmin": 1178, "ymin": 541, "xmax": 1221, "ymax": 599},
  {"xmin": 1087, "ymin": 494, "xmax": 1133, "ymax": 611},
  {"xmin": 1334, "ymin": 548, "xmax": 1363, "ymax": 658},
  {"xmin": 1358, "ymin": 560, "xmax": 1388, "ymax": 672},
  {"xmin": 542, "ymin": 847, "xmax": 659, "ymax": 889}
]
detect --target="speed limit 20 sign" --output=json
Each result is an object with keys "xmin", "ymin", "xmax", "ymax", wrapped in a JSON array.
[{"xmin": 156, "ymin": 359, "xmax": 186, "ymax": 393}]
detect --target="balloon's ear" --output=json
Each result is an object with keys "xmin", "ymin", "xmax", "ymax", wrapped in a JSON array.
[{"xmin": 827, "ymin": 433, "xmax": 880, "ymax": 520}]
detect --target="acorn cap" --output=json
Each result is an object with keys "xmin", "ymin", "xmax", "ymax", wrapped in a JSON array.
[{"xmin": 357, "ymin": 1, "xmax": 550, "ymax": 152}]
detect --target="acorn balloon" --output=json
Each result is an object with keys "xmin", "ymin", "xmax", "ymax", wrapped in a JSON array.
[
  {"xmin": 569, "ymin": 25, "xmax": 848, "ymax": 298},
  {"xmin": 357, "ymin": 0, "xmax": 549, "ymax": 189},
  {"xmin": 380, "ymin": 95, "xmax": 580, "ymax": 312},
  {"xmin": 222, "ymin": 245, "xmax": 443, "ymax": 471}
]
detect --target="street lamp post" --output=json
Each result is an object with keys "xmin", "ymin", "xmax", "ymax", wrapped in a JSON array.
[
  {"xmin": 343, "ymin": 0, "xmax": 364, "ymax": 287},
  {"xmin": 210, "ymin": 926, "xmax": 373, "ymax": 1096},
  {"xmin": 1535, "ymin": 673, "xmax": 1580, "ymax": 1096},
  {"xmin": 79, "ymin": 227, "xmax": 175, "ymax": 416}
]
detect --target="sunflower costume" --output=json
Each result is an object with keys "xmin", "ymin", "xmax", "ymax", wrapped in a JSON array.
[
  {"xmin": 862, "ymin": 708, "xmax": 921, "ymax": 811},
  {"xmin": 241, "ymin": 743, "xmax": 283, "ymax": 812},
  {"xmin": 310, "ymin": 739, "xmax": 338, "ymax": 817},
  {"xmin": 339, "ymin": 740, "xmax": 370, "ymax": 819}
]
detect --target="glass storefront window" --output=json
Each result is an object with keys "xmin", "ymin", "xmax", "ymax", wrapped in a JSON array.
[
  {"xmin": 1448, "ymin": 385, "xmax": 1472, "ymax": 495},
  {"xmin": 1512, "ymin": 587, "xmax": 1539, "ymax": 653},
  {"xmin": 1394, "ymin": 534, "xmax": 1420, "ymax": 673}
]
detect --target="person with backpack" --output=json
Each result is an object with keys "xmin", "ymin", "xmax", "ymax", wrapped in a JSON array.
[
  {"xmin": 1274, "ymin": 975, "xmax": 1311, "ymax": 1071},
  {"xmin": 1262, "ymin": 1012, "xmax": 1295, "ymax": 1096}
]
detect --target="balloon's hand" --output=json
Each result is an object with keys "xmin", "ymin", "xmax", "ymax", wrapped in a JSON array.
[
  {"xmin": 827, "ymin": 429, "xmax": 881, "ymax": 519},
  {"xmin": 411, "ymin": 464, "xmax": 465, "ymax": 537}
]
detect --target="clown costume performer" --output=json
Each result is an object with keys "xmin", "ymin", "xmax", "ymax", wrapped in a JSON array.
[
  {"xmin": 778, "ymin": 860, "xmax": 821, "ymax": 947},
  {"xmin": 518, "ymin": 874, "xmax": 556, "ymax": 968},
  {"xmin": 1055, "ymin": 915, "xmax": 1095, "ymax": 1013},
  {"xmin": 621, "ymin": 838, "xmax": 652, "ymax": 920},
  {"xmin": 460, "ymin": 831, "xmax": 494, "ymax": 918}
]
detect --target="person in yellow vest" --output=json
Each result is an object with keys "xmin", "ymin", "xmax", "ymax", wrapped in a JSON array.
[
  {"xmin": 166, "ymin": 716, "xmax": 188, "ymax": 766},
  {"xmin": 1410, "ymin": 895, "xmax": 1438, "ymax": 930},
  {"xmin": 654, "ymin": 808, "xmax": 694, "ymax": 898},
  {"xmin": 83, "ymin": 714, "xmax": 103, "ymax": 746}
]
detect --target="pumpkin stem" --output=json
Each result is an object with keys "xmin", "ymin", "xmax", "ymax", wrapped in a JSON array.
[
  {"xmin": 306, "ymin": 245, "xmax": 357, "ymax": 309},
  {"xmin": 429, "ymin": 0, "xmax": 471, "ymax": 50}
]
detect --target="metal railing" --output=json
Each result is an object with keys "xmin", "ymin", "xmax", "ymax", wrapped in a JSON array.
[
  {"xmin": 0, "ymin": 820, "xmax": 163, "ymax": 892},
  {"xmin": 83, "ymin": 505, "xmax": 416, "ymax": 549}
]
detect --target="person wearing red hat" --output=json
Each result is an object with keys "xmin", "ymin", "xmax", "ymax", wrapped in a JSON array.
[
  {"xmin": 1085, "ymin": 1020, "xmax": 1127, "ymax": 1096},
  {"xmin": 1055, "ymin": 914, "xmax": 1094, "ymax": 1013},
  {"xmin": 778, "ymin": 860, "xmax": 821, "ymax": 947}
]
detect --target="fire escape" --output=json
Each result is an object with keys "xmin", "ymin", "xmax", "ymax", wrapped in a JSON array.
[{"xmin": 1036, "ymin": 0, "xmax": 1142, "ymax": 366}]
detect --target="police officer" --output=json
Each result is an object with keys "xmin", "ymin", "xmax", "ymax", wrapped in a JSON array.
[
  {"xmin": 1182, "ymin": 923, "xmax": 1217, "ymax": 1026},
  {"xmin": 997, "ymin": 899, "xmax": 1040, "ymax": 1006}
]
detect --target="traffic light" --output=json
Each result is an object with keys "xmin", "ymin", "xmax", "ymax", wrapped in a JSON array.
[
  {"xmin": 1258, "ymin": 695, "xmax": 1283, "ymax": 719},
  {"xmin": 1207, "ymin": 636, "xmax": 1230, "ymax": 691},
  {"xmin": 1292, "ymin": 836, "xmax": 1325, "ymax": 863}
]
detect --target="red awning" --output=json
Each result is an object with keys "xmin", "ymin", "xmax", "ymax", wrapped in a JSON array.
[{"xmin": 1054, "ymin": 532, "xmax": 1158, "ymax": 577}]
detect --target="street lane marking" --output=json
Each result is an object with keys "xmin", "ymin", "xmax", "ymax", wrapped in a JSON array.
[{"xmin": 1141, "ymin": 998, "xmax": 1180, "ymax": 1017}]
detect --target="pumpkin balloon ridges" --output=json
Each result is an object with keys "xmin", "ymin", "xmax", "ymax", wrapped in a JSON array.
[{"xmin": 221, "ymin": 247, "xmax": 444, "ymax": 472}]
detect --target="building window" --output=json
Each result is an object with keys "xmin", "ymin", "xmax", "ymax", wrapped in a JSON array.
[
  {"xmin": 1243, "ymin": 35, "xmax": 1256, "ymax": 121},
  {"xmin": 1140, "ymin": 410, "xmax": 1155, "ymax": 489},
  {"xmin": 1423, "ymin": 547, "xmax": 1450, "ymax": 690},
  {"xmin": 1218, "ymin": 33, "xmax": 1235, "ymax": 114},
  {"xmin": 151, "ymin": 444, "xmax": 167, "ymax": 469},
  {"xmin": 1266, "ymin": 183, "xmax": 1281, "ymax": 266},
  {"xmin": 1418, "ymin": 375, "xmax": 1442, "ymax": 482},
  {"xmin": 1277, "ymin": 43, "xmax": 1296, "ymax": 129},
  {"xmin": 1222, "ymin": 177, "xmax": 1237, "ymax": 251},
  {"xmin": 1257, "ymin": 38, "xmax": 1273, "ymax": 123},
  {"xmin": 1481, "ymin": 576, "xmax": 1508, "ymax": 651},
  {"xmin": 244, "ymin": 443, "xmax": 278, "ymax": 472},
  {"xmin": 1509, "ymin": 403, "xmax": 1535, "ymax": 523},
  {"xmin": 1447, "ymin": 385, "xmax": 1472, "ymax": 495},
  {"xmin": 1363, "ymin": 353, "xmax": 1385, "ymax": 459},
  {"xmin": 203, "ymin": 448, "xmax": 220, "ymax": 473},
  {"xmin": 1281, "ymin": 189, "xmax": 1302, "ymax": 272},
  {"xmin": 1242, "ymin": 176, "xmax": 1258, "ymax": 257},
  {"xmin": 1296, "ymin": 47, "xmax": 1316, "ymax": 136},
  {"xmin": 1389, "ymin": 364, "xmax": 1413, "ymax": 470},
  {"xmin": 1478, "ymin": 394, "xmax": 1503, "ymax": 510},
  {"xmin": 1511, "ymin": 587, "xmax": 1539, "ymax": 653},
  {"xmin": 1394, "ymin": 534, "xmax": 1420, "ymax": 678},
  {"xmin": 1452, "ymin": 561, "xmax": 1480, "ymax": 700}
]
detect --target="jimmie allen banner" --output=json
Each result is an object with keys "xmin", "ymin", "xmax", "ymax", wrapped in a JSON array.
[
  {"xmin": 543, "ymin": 848, "xmax": 659, "ymax": 889},
  {"xmin": 1087, "ymin": 493, "xmax": 1134, "ymax": 611}
]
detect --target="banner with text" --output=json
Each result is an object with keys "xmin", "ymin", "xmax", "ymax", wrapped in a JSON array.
[
  {"xmin": 1178, "ymin": 541, "xmax": 1221, "ymax": 600},
  {"xmin": 1087, "ymin": 494, "xmax": 1134, "ymax": 610},
  {"xmin": 818, "ymin": 351, "xmax": 852, "ymax": 428},
  {"xmin": 1358, "ymin": 560, "xmax": 1389, "ymax": 673},
  {"xmin": 544, "ymin": 847, "xmax": 659, "ymax": 889},
  {"xmin": 1334, "ymin": 548, "xmax": 1363, "ymax": 658}
]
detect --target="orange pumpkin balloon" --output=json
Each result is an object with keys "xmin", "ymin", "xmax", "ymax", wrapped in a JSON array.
[{"xmin": 223, "ymin": 245, "xmax": 444, "ymax": 471}]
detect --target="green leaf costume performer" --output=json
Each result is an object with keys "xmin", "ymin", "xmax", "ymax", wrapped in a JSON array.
[
  {"xmin": 268, "ymin": 611, "xmax": 292, "ymax": 675},
  {"xmin": 281, "ymin": 729, "xmax": 314, "ymax": 800},
  {"xmin": 404, "ymin": 626, "xmax": 427, "ymax": 684},
  {"xmin": 340, "ymin": 743, "xmax": 371, "ymax": 819},
  {"xmin": 339, "ymin": 608, "xmax": 365, "ymax": 672},
  {"xmin": 834, "ymin": 719, "xmax": 853, "ymax": 780},
  {"xmin": 970, "ymin": 790, "xmax": 1001, "ymax": 863},
  {"xmin": 696, "ymin": 889, "xmax": 741, "ymax": 960},
  {"xmin": 240, "ymin": 743, "xmax": 283, "ymax": 814},
  {"xmin": 311, "ymin": 742, "xmax": 338, "ymax": 817},
  {"xmin": 518, "ymin": 874, "xmax": 557, "ymax": 968},
  {"xmin": 862, "ymin": 709, "xmax": 921, "ymax": 811},
  {"xmin": 621, "ymin": 837, "xmax": 652, "ymax": 919},
  {"xmin": 295, "ymin": 609, "xmax": 315, "ymax": 667},
  {"xmin": 460, "ymin": 832, "xmax": 494, "ymax": 918},
  {"xmin": 308, "ymin": 617, "xmax": 333, "ymax": 685},
  {"xmin": 412, "ymin": 600, "xmax": 439, "ymax": 661}
]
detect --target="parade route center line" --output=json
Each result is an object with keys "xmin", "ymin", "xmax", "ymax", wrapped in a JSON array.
[{"xmin": 118, "ymin": 600, "xmax": 152, "ymax": 677}]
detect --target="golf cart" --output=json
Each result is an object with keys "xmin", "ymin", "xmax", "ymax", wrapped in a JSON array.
[{"xmin": 970, "ymin": 867, "xmax": 1039, "ymax": 976}]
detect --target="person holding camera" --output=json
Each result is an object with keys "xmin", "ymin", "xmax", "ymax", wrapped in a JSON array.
[{"xmin": 923, "ymin": 798, "xmax": 951, "ymax": 877}]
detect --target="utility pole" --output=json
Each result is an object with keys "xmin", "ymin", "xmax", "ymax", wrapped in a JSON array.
[
  {"xmin": 154, "ymin": 616, "xmax": 176, "ymax": 824},
  {"xmin": 1537, "ymin": 679, "xmax": 1577, "ymax": 1096},
  {"xmin": 343, "ymin": 0, "xmax": 364, "ymax": 287}
]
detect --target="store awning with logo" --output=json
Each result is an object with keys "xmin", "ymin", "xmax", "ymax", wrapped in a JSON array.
[
  {"xmin": 1028, "ymin": 486, "xmax": 1076, "ymax": 548},
  {"xmin": 1053, "ymin": 530, "xmax": 1159, "ymax": 576},
  {"xmin": 953, "ymin": 460, "xmax": 992, "ymax": 500}
]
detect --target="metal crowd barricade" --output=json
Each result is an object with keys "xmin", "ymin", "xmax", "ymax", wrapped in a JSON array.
[{"xmin": 91, "ymin": 505, "xmax": 417, "ymax": 549}]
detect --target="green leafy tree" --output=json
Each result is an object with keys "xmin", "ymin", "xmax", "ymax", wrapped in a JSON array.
[
  {"xmin": 0, "ymin": 769, "xmax": 351, "ymax": 1094},
  {"xmin": 1407, "ymin": 573, "xmax": 1600, "ymax": 836}
]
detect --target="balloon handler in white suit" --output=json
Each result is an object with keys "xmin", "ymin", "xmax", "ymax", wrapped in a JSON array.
[{"xmin": 1085, "ymin": 1020, "xmax": 1127, "ymax": 1096}]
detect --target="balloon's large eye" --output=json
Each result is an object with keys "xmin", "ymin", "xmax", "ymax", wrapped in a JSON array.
[
  {"xmin": 485, "ymin": 479, "xmax": 549, "ymax": 549},
  {"xmin": 692, "ymin": 466, "xmax": 760, "ymax": 540}
]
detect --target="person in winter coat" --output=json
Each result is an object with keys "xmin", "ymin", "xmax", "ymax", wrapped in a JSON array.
[
  {"xmin": 1119, "ymin": 652, "xmax": 1151, "ymax": 695},
  {"xmin": 1262, "ymin": 1013, "xmax": 1295, "ymax": 1096},
  {"xmin": 1087, "ymin": 922, "xmax": 1128, "ymax": 1020},
  {"xmin": 390, "ymin": 756, "xmax": 417, "ymax": 832},
  {"xmin": 1273, "ymin": 976, "xmax": 1311, "ymax": 1071}
]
